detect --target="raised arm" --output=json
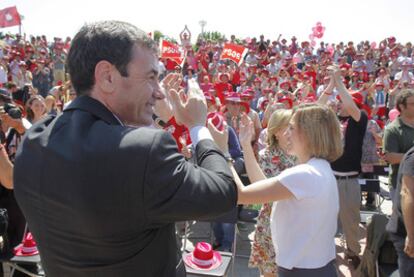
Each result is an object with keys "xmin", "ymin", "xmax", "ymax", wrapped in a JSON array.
[
  {"xmin": 317, "ymin": 76, "xmax": 335, "ymax": 105},
  {"xmin": 330, "ymin": 65, "xmax": 361, "ymax": 121},
  {"xmin": 239, "ymin": 114, "xmax": 267, "ymax": 183}
]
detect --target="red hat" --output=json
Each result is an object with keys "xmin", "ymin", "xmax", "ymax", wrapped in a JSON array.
[
  {"xmin": 253, "ymin": 77, "xmax": 262, "ymax": 83},
  {"xmin": 207, "ymin": 112, "xmax": 225, "ymax": 131},
  {"xmin": 279, "ymin": 80, "xmax": 290, "ymax": 88},
  {"xmin": 225, "ymin": 92, "xmax": 241, "ymax": 103},
  {"xmin": 14, "ymin": 232, "xmax": 39, "ymax": 256},
  {"xmin": 184, "ymin": 242, "xmax": 222, "ymax": 270},
  {"xmin": 301, "ymin": 41, "xmax": 310, "ymax": 47},
  {"xmin": 260, "ymin": 99, "xmax": 269, "ymax": 110},
  {"xmin": 262, "ymin": 88, "xmax": 273, "ymax": 94},
  {"xmin": 261, "ymin": 69, "xmax": 269, "ymax": 76},
  {"xmin": 350, "ymin": 91, "xmax": 364, "ymax": 106},
  {"xmin": 239, "ymin": 101, "xmax": 251, "ymax": 114},
  {"xmin": 278, "ymin": 97, "xmax": 293, "ymax": 109},
  {"xmin": 240, "ymin": 89, "xmax": 254, "ymax": 99},
  {"xmin": 204, "ymin": 92, "xmax": 216, "ymax": 105},
  {"xmin": 376, "ymin": 106, "xmax": 387, "ymax": 118},
  {"xmin": 269, "ymin": 76, "xmax": 278, "ymax": 83}
]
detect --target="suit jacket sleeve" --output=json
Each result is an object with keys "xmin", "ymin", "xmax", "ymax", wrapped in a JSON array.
[{"xmin": 143, "ymin": 131, "xmax": 237, "ymax": 225}]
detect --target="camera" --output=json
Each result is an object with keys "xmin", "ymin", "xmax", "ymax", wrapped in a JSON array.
[{"xmin": 0, "ymin": 103, "xmax": 22, "ymax": 119}]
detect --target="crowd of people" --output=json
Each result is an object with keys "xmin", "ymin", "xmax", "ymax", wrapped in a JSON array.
[{"xmin": 0, "ymin": 22, "xmax": 412, "ymax": 277}]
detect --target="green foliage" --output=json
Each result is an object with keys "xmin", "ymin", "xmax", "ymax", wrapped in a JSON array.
[
  {"xmin": 153, "ymin": 30, "xmax": 163, "ymax": 42},
  {"xmin": 199, "ymin": 31, "xmax": 226, "ymax": 42},
  {"xmin": 153, "ymin": 30, "xmax": 177, "ymax": 44}
]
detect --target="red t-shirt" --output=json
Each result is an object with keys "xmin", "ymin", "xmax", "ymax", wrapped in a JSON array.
[
  {"xmin": 214, "ymin": 82, "xmax": 233, "ymax": 103},
  {"xmin": 197, "ymin": 53, "xmax": 209, "ymax": 70},
  {"xmin": 231, "ymin": 70, "xmax": 241, "ymax": 86}
]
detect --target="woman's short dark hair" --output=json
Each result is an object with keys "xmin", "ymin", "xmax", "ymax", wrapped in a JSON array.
[{"xmin": 67, "ymin": 21, "xmax": 158, "ymax": 96}]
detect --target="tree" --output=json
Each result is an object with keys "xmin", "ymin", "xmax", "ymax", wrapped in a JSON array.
[
  {"xmin": 153, "ymin": 30, "xmax": 177, "ymax": 44},
  {"xmin": 198, "ymin": 31, "xmax": 226, "ymax": 42},
  {"xmin": 153, "ymin": 30, "xmax": 163, "ymax": 43}
]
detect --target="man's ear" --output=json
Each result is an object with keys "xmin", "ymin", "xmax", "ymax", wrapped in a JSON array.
[{"xmin": 94, "ymin": 61, "xmax": 117, "ymax": 94}]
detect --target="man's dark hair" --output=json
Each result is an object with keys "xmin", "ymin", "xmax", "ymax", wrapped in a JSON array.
[
  {"xmin": 67, "ymin": 21, "xmax": 158, "ymax": 96},
  {"xmin": 396, "ymin": 89, "xmax": 414, "ymax": 112}
]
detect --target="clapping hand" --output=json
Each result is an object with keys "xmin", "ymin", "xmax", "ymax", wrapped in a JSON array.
[
  {"xmin": 154, "ymin": 73, "xmax": 182, "ymax": 122},
  {"xmin": 405, "ymin": 237, "xmax": 414, "ymax": 258},
  {"xmin": 207, "ymin": 119, "xmax": 229, "ymax": 154},
  {"xmin": 327, "ymin": 65, "xmax": 341, "ymax": 83},
  {"xmin": 168, "ymin": 79, "xmax": 207, "ymax": 129},
  {"xmin": 179, "ymin": 136, "xmax": 193, "ymax": 159},
  {"xmin": 239, "ymin": 113, "xmax": 255, "ymax": 148}
]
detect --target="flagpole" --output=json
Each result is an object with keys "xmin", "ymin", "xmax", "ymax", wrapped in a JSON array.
[{"xmin": 19, "ymin": 24, "xmax": 21, "ymax": 36}]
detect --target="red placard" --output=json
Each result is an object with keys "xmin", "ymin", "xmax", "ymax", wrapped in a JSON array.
[
  {"xmin": 160, "ymin": 39, "xmax": 185, "ymax": 67},
  {"xmin": 0, "ymin": 6, "xmax": 21, "ymax": 28},
  {"xmin": 220, "ymin": 43, "xmax": 248, "ymax": 66}
]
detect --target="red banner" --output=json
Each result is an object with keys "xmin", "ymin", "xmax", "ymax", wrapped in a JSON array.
[
  {"xmin": 0, "ymin": 6, "xmax": 21, "ymax": 28},
  {"xmin": 160, "ymin": 39, "xmax": 185, "ymax": 67},
  {"xmin": 220, "ymin": 43, "xmax": 248, "ymax": 66}
]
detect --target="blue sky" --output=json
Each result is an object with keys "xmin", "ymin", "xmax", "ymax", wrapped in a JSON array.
[{"xmin": 1, "ymin": 0, "xmax": 413, "ymax": 44}]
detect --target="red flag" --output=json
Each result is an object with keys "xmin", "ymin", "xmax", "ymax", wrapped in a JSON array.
[
  {"xmin": 160, "ymin": 39, "xmax": 185, "ymax": 67},
  {"xmin": 0, "ymin": 6, "xmax": 21, "ymax": 28},
  {"xmin": 220, "ymin": 43, "xmax": 248, "ymax": 66}
]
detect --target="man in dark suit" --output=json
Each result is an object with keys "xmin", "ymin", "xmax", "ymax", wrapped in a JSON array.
[{"xmin": 13, "ymin": 21, "xmax": 237, "ymax": 277}]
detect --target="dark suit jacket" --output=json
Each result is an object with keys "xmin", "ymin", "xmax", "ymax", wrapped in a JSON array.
[{"xmin": 14, "ymin": 96, "xmax": 237, "ymax": 277}]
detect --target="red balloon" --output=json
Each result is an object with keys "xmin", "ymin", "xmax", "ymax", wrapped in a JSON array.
[
  {"xmin": 316, "ymin": 22, "xmax": 322, "ymax": 26},
  {"xmin": 312, "ymin": 27, "xmax": 316, "ymax": 32},
  {"xmin": 316, "ymin": 25, "xmax": 323, "ymax": 32},
  {"xmin": 309, "ymin": 34, "xmax": 314, "ymax": 40},
  {"xmin": 315, "ymin": 32, "xmax": 323, "ymax": 39},
  {"xmin": 311, "ymin": 40, "xmax": 316, "ymax": 47},
  {"xmin": 370, "ymin": 41, "xmax": 377, "ymax": 49}
]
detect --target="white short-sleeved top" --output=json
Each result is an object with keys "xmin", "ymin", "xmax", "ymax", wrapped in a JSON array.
[{"xmin": 270, "ymin": 158, "xmax": 339, "ymax": 269}]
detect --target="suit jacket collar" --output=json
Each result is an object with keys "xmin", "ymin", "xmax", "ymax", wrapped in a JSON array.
[{"xmin": 65, "ymin": 96, "xmax": 121, "ymax": 125}]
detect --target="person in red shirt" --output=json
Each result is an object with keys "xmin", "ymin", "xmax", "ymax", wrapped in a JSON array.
[
  {"xmin": 303, "ymin": 63, "xmax": 317, "ymax": 90},
  {"xmin": 230, "ymin": 65, "xmax": 241, "ymax": 91},
  {"xmin": 214, "ymin": 73, "xmax": 233, "ymax": 103}
]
